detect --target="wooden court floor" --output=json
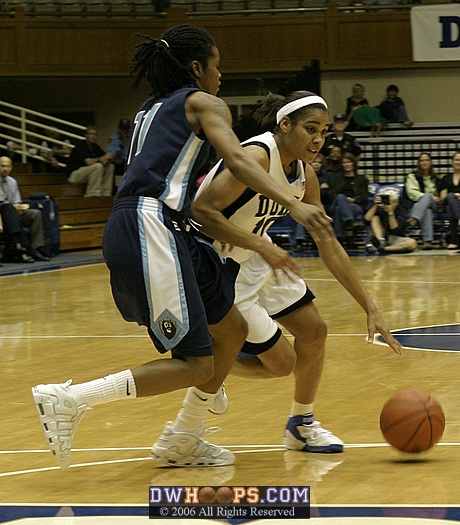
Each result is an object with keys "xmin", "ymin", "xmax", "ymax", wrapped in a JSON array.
[{"xmin": 0, "ymin": 252, "xmax": 459, "ymax": 522}]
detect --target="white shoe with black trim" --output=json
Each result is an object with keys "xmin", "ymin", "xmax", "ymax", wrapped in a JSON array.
[{"xmin": 31, "ymin": 379, "xmax": 89, "ymax": 467}]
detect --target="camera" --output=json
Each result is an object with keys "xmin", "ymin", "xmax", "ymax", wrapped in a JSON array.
[{"xmin": 380, "ymin": 194, "xmax": 390, "ymax": 205}]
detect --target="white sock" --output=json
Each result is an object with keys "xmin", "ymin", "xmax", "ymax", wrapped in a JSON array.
[
  {"xmin": 69, "ymin": 370, "xmax": 137, "ymax": 407},
  {"xmin": 290, "ymin": 401, "xmax": 314, "ymax": 421},
  {"xmin": 173, "ymin": 387, "xmax": 217, "ymax": 434}
]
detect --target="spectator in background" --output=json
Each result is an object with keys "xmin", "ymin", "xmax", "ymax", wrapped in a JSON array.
[
  {"xmin": 439, "ymin": 151, "xmax": 460, "ymax": 250},
  {"xmin": 67, "ymin": 125, "xmax": 114, "ymax": 197},
  {"xmin": 108, "ymin": 118, "xmax": 131, "ymax": 190},
  {"xmin": 403, "ymin": 152, "xmax": 441, "ymax": 250},
  {"xmin": 311, "ymin": 153, "xmax": 332, "ymax": 213},
  {"xmin": 40, "ymin": 128, "xmax": 72, "ymax": 172},
  {"xmin": 329, "ymin": 152, "xmax": 369, "ymax": 248},
  {"xmin": 345, "ymin": 83, "xmax": 369, "ymax": 131},
  {"xmin": 378, "ymin": 84, "xmax": 413, "ymax": 128},
  {"xmin": 0, "ymin": 156, "xmax": 50, "ymax": 262},
  {"xmin": 322, "ymin": 146, "xmax": 343, "ymax": 181},
  {"xmin": 320, "ymin": 114, "xmax": 362, "ymax": 161},
  {"xmin": 293, "ymin": 153, "xmax": 331, "ymax": 251},
  {"xmin": 364, "ymin": 190, "xmax": 418, "ymax": 254},
  {"xmin": 345, "ymin": 84, "xmax": 382, "ymax": 137}
]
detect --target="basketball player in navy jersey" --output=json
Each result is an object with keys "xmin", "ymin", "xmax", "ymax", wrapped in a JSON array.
[
  {"xmin": 31, "ymin": 26, "xmax": 335, "ymax": 468},
  {"xmin": 183, "ymin": 91, "xmax": 402, "ymax": 454}
]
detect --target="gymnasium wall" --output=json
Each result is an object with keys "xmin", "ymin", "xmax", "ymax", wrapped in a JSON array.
[{"xmin": 2, "ymin": 6, "xmax": 460, "ymax": 144}]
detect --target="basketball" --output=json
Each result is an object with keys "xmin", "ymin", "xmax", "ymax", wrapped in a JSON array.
[
  {"xmin": 216, "ymin": 486, "xmax": 234, "ymax": 504},
  {"xmin": 199, "ymin": 486, "xmax": 216, "ymax": 504},
  {"xmin": 379, "ymin": 389, "xmax": 445, "ymax": 453}
]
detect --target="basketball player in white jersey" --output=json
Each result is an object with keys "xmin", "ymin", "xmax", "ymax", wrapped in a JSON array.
[{"xmin": 164, "ymin": 91, "xmax": 403, "ymax": 455}]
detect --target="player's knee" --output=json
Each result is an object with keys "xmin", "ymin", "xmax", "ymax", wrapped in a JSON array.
[
  {"xmin": 269, "ymin": 352, "xmax": 296, "ymax": 377},
  {"xmin": 214, "ymin": 306, "xmax": 248, "ymax": 350},
  {"xmin": 296, "ymin": 316, "xmax": 327, "ymax": 347},
  {"xmin": 315, "ymin": 317, "xmax": 328, "ymax": 344},
  {"xmin": 260, "ymin": 343, "xmax": 296, "ymax": 377}
]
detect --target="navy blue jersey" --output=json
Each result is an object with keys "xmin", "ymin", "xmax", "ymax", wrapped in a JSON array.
[
  {"xmin": 116, "ymin": 87, "xmax": 211, "ymax": 217},
  {"xmin": 103, "ymin": 87, "xmax": 237, "ymax": 357}
]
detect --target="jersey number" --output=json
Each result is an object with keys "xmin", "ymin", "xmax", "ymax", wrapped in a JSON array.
[{"xmin": 126, "ymin": 103, "xmax": 162, "ymax": 165}]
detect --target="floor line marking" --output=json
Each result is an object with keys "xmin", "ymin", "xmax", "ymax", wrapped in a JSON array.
[
  {"xmin": 1, "ymin": 443, "xmax": 458, "ymax": 479},
  {"xmin": 2, "ymin": 442, "xmax": 458, "ymax": 455}
]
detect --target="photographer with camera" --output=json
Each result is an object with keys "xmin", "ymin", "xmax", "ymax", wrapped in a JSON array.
[{"xmin": 364, "ymin": 190, "xmax": 418, "ymax": 254}]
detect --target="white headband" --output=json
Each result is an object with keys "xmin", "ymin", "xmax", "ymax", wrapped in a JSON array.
[{"xmin": 276, "ymin": 96, "xmax": 328, "ymax": 124}]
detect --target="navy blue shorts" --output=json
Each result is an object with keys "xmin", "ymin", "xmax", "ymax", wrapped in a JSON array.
[{"xmin": 103, "ymin": 197, "xmax": 239, "ymax": 357}]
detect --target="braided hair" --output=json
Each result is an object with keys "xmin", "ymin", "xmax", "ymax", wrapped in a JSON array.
[
  {"xmin": 253, "ymin": 90, "xmax": 326, "ymax": 132},
  {"xmin": 131, "ymin": 24, "xmax": 216, "ymax": 98}
]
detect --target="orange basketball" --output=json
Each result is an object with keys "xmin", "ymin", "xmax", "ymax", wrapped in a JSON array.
[
  {"xmin": 216, "ymin": 486, "xmax": 233, "ymax": 504},
  {"xmin": 199, "ymin": 486, "xmax": 216, "ymax": 504},
  {"xmin": 380, "ymin": 389, "xmax": 445, "ymax": 453}
]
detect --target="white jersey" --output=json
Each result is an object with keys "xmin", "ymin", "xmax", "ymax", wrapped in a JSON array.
[{"xmin": 197, "ymin": 131, "xmax": 306, "ymax": 263}]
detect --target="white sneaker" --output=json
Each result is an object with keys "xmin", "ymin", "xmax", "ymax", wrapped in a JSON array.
[
  {"xmin": 208, "ymin": 383, "xmax": 229, "ymax": 415},
  {"xmin": 284, "ymin": 416, "xmax": 344, "ymax": 453},
  {"xmin": 31, "ymin": 380, "xmax": 89, "ymax": 467},
  {"xmin": 151, "ymin": 422, "xmax": 235, "ymax": 467}
]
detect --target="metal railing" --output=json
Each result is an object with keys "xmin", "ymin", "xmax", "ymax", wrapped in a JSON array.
[{"xmin": 0, "ymin": 100, "xmax": 85, "ymax": 166}]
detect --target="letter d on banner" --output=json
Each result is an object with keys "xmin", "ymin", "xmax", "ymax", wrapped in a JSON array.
[{"xmin": 439, "ymin": 16, "xmax": 460, "ymax": 47}]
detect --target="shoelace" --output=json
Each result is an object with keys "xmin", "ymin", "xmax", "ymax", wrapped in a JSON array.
[{"xmin": 201, "ymin": 425, "xmax": 222, "ymax": 437}]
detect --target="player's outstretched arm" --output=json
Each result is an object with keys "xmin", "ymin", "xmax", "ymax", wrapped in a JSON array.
[{"xmin": 303, "ymin": 165, "xmax": 402, "ymax": 355}]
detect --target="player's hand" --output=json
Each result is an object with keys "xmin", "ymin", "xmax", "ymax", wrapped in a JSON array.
[
  {"xmin": 257, "ymin": 240, "xmax": 301, "ymax": 280},
  {"xmin": 288, "ymin": 201, "xmax": 334, "ymax": 242},
  {"xmin": 366, "ymin": 309, "xmax": 403, "ymax": 355}
]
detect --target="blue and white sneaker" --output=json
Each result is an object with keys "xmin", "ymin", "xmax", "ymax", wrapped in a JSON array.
[{"xmin": 284, "ymin": 415, "xmax": 344, "ymax": 453}]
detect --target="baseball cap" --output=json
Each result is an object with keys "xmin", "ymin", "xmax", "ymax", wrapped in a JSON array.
[
  {"xmin": 118, "ymin": 118, "xmax": 131, "ymax": 130},
  {"xmin": 334, "ymin": 114, "xmax": 346, "ymax": 122}
]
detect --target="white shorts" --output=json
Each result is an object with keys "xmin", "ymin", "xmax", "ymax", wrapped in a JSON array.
[{"xmin": 234, "ymin": 250, "xmax": 314, "ymax": 346}]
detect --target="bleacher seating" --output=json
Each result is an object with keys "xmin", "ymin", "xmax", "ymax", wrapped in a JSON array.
[
  {"xmin": 8, "ymin": 123, "xmax": 460, "ymax": 254},
  {"xmin": 14, "ymin": 163, "xmax": 113, "ymax": 251},
  {"xmin": 268, "ymin": 124, "xmax": 460, "ymax": 253},
  {"xmin": 354, "ymin": 123, "xmax": 460, "ymax": 182}
]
